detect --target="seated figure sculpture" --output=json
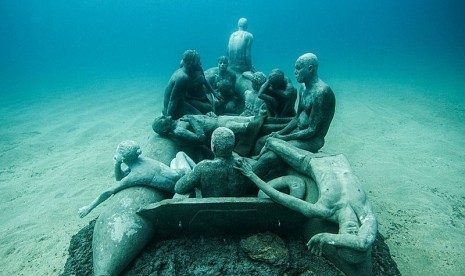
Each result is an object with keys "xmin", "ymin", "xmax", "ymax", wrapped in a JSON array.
[
  {"xmin": 253, "ymin": 53, "xmax": 336, "ymax": 176},
  {"xmin": 227, "ymin": 18, "xmax": 255, "ymax": 74},
  {"xmin": 241, "ymin": 71, "xmax": 267, "ymax": 117},
  {"xmin": 235, "ymin": 138, "xmax": 378, "ymax": 259},
  {"xmin": 163, "ymin": 50, "xmax": 217, "ymax": 119},
  {"xmin": 175, "ymin": 127, "xmax": 254, "ymax": 197},
  {"xmin": 78, "ymin": 140, "xmax": 194, "ymax": 218},
  {"xmin": 258, "ymin": 68, "xmax": 297, "ymax": 118},
  {"xmin": 204, "ymin": 56, "xmax": 242, "ymax": 115}
]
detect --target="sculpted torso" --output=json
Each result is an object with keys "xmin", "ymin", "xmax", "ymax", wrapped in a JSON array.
[
  {"xmin": 207, "ymin": 68, "xmax": 236, "ymax": 99},
  {"xmin": 297, "ymin": 80, "xmax": 335, "ymax": 138},
  {"xmin": 126, "ymin": 157, "xmax": 180, "ymax": 188},
  {"xmin": 197, "ymin": 157, "xmax": 251, "ymax": 197},
  {"xmin": 306, "ymin": 155, "xmax": 370, "ymax": 224},
  {"xmin": 228, "ymin": 31, "xmax": 253, "ymax": 71},
  {"xmin": 175, "ymin": 156, "xmax": 252, "ymax": 198}
]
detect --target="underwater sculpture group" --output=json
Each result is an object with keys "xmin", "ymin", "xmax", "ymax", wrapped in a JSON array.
[{"xmin": 78, "ymin": 18, "xmax": 378, "ymax": 276}]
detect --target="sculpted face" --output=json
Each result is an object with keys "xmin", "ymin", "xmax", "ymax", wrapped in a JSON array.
[
  {"xmin": 218, "ymin": 57, "xmax": 229, "ymax": 72},
  {"xmin": 294, "ymin": 60, "xmax": 310, "ymax": 83},
  {"xmin": 182, "ymin": 50, "xmax": 201, "ymax": 71},
  {"xmin": 295, "ymin": 53, "xmax": 318, "ymax": 83}
]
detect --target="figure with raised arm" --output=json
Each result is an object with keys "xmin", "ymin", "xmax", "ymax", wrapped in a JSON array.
[
  {"xmin": 258, "ymin": 68, "xmax": 297, "ymax": 118},
  {"xmin": 78, "ymin": 140, "xmax": 193, "ymax": 218},
  {"xmin": 235, "ymin": 138, "xmax": 377, "ymax": 261},
  {"xmin": 175, "ymin": 127, "xmax": 255, "ymax": 197}
]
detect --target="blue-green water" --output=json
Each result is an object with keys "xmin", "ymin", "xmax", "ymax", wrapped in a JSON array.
[
  {"xmin": 1, "ymin": 1, "xmax": 465, "ymax": 275},
  {"xmin": 1, "ymin": 0, "xmax": 464, "ymax": 98}
]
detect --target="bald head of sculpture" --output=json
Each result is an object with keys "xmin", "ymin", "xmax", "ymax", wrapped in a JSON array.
[
  {"xmin": 295, "ymin": 53, "xmax": 319, "ymax": 84},
  {"xmin": 238, "ymin": 18, "xmax": 248, "ymax": 30},
  {"xmin": 211, "ymin": 127, "xmax": 235, "ymax": 158}
]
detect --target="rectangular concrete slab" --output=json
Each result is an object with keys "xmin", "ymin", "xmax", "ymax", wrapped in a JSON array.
[{"xmin": 138, "ymin": 197, "xmax": 307, "ymax": 236}]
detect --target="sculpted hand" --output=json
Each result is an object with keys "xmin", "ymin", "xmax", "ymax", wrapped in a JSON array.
[
  {"xmin": 179, "ymin": 115, "xmax": 193, "ymax": 122},
  {"xmin": 307, "ymin": 233, "xmax": 333, "ymax": 256},
  {"xmin": 269, "ymin": 132, "xmax": 283, "ymax": 139},
  {"xmin": 234, "ymin": 158, "xmax": 254, "ymax": 177},
  {"xmin": 114, "ymin": 154, "xmax": 123, "ymax": 165}
]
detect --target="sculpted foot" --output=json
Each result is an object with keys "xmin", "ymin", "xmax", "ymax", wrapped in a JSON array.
[{"xmin": 79, "ymin": 206, "xmax": 91, "ymax": 218}]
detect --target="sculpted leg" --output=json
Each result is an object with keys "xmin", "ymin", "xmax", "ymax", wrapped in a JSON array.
[
  {"xmin": 257, "ymin": 175, "xmax": 306, "ymax": 199},
  {"xmin": 265, "ymin": 138, "xmax": 310, "ymax": 175},
  {"xmin": 170, "ymin": 151, "xmax": 196, "ymax": 173},
  {"xmin": 79, "ymin": 190, "xmax": 114, "ymax": 218}
]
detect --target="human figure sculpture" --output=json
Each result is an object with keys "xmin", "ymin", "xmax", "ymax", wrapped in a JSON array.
[
  {"xmin": 253, "ymin": 53, "xmax": 336, "ymax": 177},
  {"xmin": 235, "ymin": 138, "xmax": 378, "ymax": 258},
  {"xmin": 175, "ymin": 127, "xmax": 254, "ymax": 197},
  {"xmin": 152, "ymin": 113, "xmax": 290, "ymax": 159},
  {"xmin": 78, "ymin": 140, "xmax": 193, "ymax": 218},
  {"xmin": 241, "ymin": 71, "xmax": 267, "ymax": 117},
  {"xmin": 227, "ymin": 18, "xmax": 255, "ymax": 74},
  {"xmin": 204, "ymin": 56, "xmax": 241, "ymax": 115},
  {"xmin": 163, "ymin": 50, "xmax": 217, "ymax": 120},
  {"xmin": 258, "ymin": 69, "xmax": 297, "ymax": 118},
  {"xmin": 152, "ymin": 114, "xmax": 289, "ymax": 146},
  {"xmin": 153, "ymin": 114, "xmax": 253, "ymax": 145}
]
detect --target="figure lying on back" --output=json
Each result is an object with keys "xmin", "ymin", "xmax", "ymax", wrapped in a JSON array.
[{"xmin": 235, "ymin": 138, "xmax": 377, "ymax": 262}]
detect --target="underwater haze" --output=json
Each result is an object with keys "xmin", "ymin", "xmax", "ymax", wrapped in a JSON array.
[
  {"xmin": 1, "ymin": 0, "xmax": 464, "ymax": 97},
  {"xmin": 1, "ymin": 1, "xmax": 465, "ymax": 275}
]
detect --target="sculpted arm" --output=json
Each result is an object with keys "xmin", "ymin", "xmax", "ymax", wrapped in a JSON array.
[
  {"xmin": 114, "ymin": 159, "xmax": 130, "ymax": 181},
  {"xmin": 274, "ymin": 116, "xmax": 298, "ymax": 136},
  {"xmin": 279, "ymin": 96, "xmax": 323, "ymax": 141},
  {"xmin": 258, "ymin": 81, "xmax": 279, "ymax": 109},
  {"xmin": 173, "ymin": 116, "xmax": 207, "ymax": 143},
  {"xmin": 308, "ymin": 210, "xmax": 378, "ymax": 256},
  {"xmin": 235, "ymin": 159, "xmax": 329, "ymax": 217},
  {"xmin": 166, "ymin": 76, "xmax": 188, "ymax": 117},
  {"xmin": 175, "ymin": 164, "xmax": 202, "ymax": 194},
  {"xmin": 246, "ymin": 35, "xmax": 254, "ymax": 71}
]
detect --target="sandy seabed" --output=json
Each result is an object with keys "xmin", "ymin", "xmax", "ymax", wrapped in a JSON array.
[{"xmin": 0, "ymin": 73, "xmax": 464, "ymax": 276}]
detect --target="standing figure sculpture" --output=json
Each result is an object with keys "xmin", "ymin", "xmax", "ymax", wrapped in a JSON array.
[
  {"xmin": 253, "ymin": 53, "xmax": 335, "ymax": 177},
  {"xmin": 204, "ymin": 56, "xmax": 241, "ymax": 115},
  {"xmin": 175, "ymin": 127, "xmax": 254, "ymax": 197},
  {"xmin": 78, "ymin": 140, "xmax": 193, "ymax": 218},
  {"xmin": 235, "ymin": 138, "xmax": 377, "ymax": 261},
  {"xmin": 227, "ymin": 18, "xmax": 255, "ymax": 74},
  {"xmin": 163, "ymin": 50, "xmax": 217, "ymax": 120}
]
